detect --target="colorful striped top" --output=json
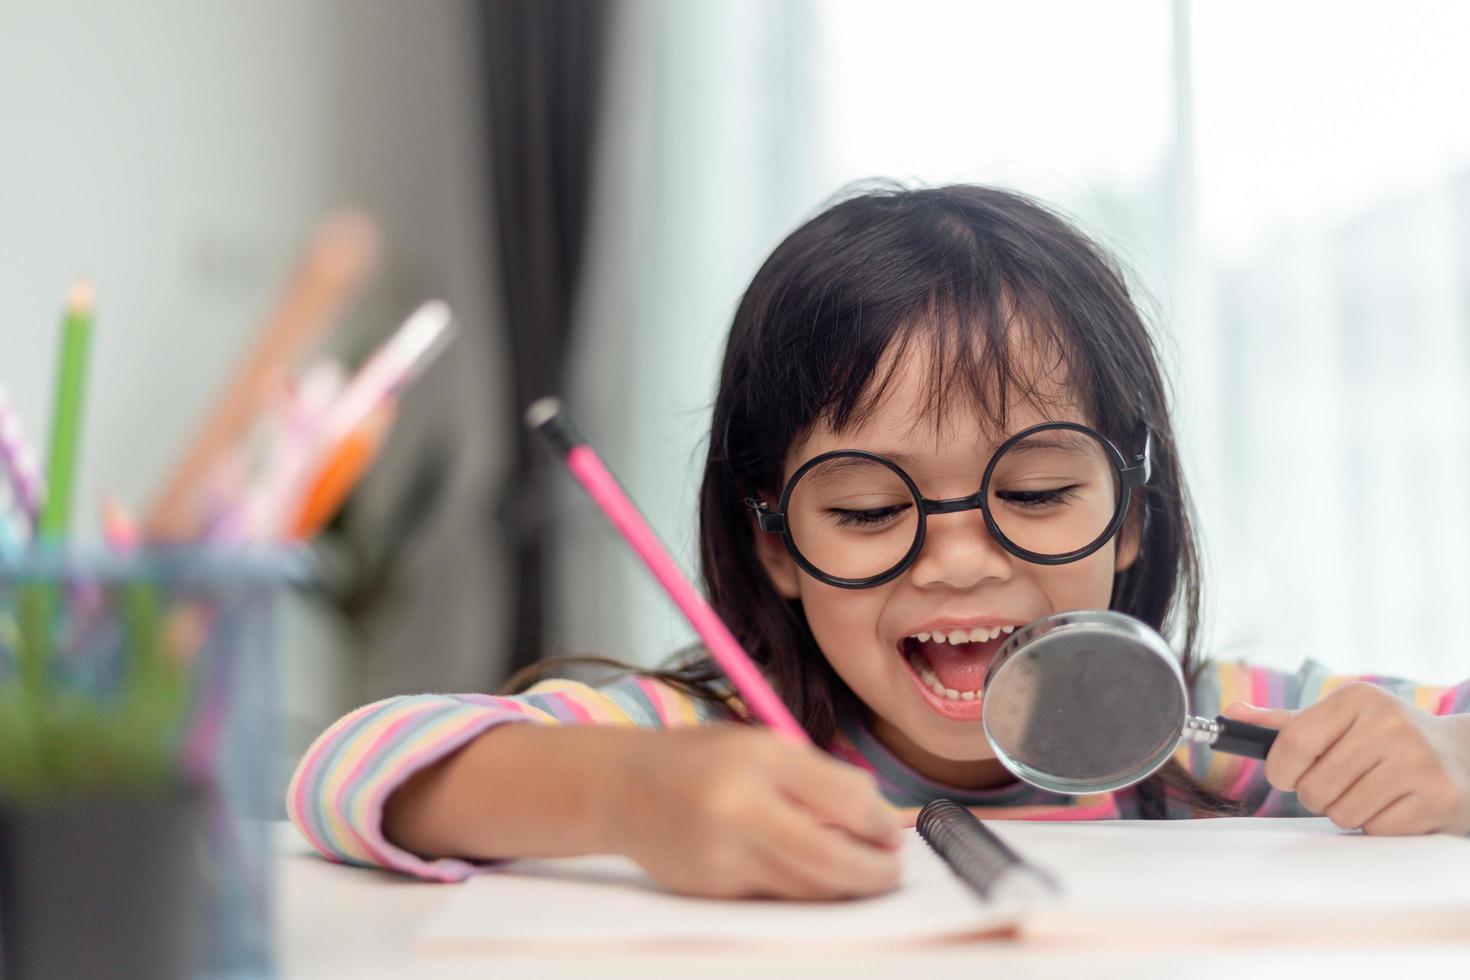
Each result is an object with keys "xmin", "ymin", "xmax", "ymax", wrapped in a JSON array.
[{"xmin": 287, "ymin": 658, "xmax": 1470, "ymax": 882}]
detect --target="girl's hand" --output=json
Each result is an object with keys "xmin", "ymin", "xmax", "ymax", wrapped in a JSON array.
[
  {"xmin": 1225, "ymin": 684, "xmax": 1470, "ymax": 835},
  {"xmin": 604, "ymin": 726, "xmax": 906, "ymax": 900}
]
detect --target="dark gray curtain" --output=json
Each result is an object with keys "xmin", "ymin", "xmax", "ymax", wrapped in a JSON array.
[{"xmin": 482, "ymin": 0, "xmax": 613, "ymax": 679}]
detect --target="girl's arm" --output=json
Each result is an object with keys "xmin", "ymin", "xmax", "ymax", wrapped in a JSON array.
[
  {"xmin": 1181, "ymin": 660, "xmax": 1470, "ymax": 827},
  {"xmin": 381, "ymin": 722, "xmax": 646, "ymax": 861},
  {"xmin": 285, "ymin": 675, "xmax": 732, "ymax": 881},
  {"xmin": 287, "ymin": 675, "xmax": 904, "ymax": 897},
  {"xmin": 379, "ymin": 721, "xmax": 905, "ymax": 899}
]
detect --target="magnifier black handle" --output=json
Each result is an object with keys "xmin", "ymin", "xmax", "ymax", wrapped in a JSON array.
[{"xmin": 1211, "ymin": 716, "xmax": 1279, "ymax": 760}]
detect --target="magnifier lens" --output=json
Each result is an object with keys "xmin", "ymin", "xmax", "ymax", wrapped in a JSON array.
[{"xmin": 983, "ymin": 616, "xmax": 1187, "ymax": 794}]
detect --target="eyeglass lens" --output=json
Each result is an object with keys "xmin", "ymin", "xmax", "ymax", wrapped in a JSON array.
[{"xmin": 784, "ymin": 428, "xmax": 1122, "ymax": 583}]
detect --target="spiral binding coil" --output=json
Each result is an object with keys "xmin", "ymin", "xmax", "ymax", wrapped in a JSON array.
[{"xmin": 916, "ymin": 799, "xmax": 1028, "ymax": 899}]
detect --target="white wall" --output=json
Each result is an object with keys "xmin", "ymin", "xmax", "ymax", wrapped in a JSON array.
[{"xmin": 0, "ymin": 0, "xmax": 510, "ymax": 773}]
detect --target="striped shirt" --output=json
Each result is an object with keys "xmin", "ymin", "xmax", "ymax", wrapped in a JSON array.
[{"xmin": 286, "ymin": 659, "xmax": 1470, "ymax": 882}]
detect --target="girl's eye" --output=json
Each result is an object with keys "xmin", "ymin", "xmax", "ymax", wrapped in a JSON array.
[
  {"xmin": 827, "ymin": 504, "xmax": 910, "ymax": 528},
  {"xmin": 995, "ymin": 486, "xmax": 1081, "ymax": 509}
]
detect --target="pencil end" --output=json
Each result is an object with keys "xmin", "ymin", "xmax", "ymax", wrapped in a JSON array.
[
  {"xmin": 524, "ymin": 397, "xmax": 562, "ymax": 431},
  {"xmin": 525, "ymin": 397, "xmax": 581, "ymax": 456},
  {"xmin": 308, "ymin": 211, "xmax": 382, "ymax": 290}
]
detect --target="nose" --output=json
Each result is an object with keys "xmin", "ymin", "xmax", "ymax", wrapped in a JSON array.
[{"xmin": 906, "ymin": 508, "xmax": 1014, "ymax": 590}]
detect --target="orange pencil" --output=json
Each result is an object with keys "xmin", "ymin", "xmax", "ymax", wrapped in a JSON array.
[{"xmin": 287, "ymin": 400, "xmax": 396, "ymax": 539}]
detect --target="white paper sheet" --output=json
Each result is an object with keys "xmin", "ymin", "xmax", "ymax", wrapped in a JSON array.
[
  {"xmin": 417, "ymin": 834, "xmax": 1016, "ymax": 950},
  {"xmin": 990, "ymin": 817, "xmax": 1470, "ymax": 945},
  {"xmin": 416, "ymin": 818, "xmax": 1470, "ymax": 950}
]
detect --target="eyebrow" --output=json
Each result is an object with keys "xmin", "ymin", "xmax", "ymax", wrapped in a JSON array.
[
  {"xmin": 803, "ymin": 454, "xmax": 907, "ymax": 479},
  {"xmin": 830, "ymin": 432, "xmax": 1095, "ymax": 468},
  {"xmin": 993, "ymin": 432, "xmax": 1096, "ymax": 456}
]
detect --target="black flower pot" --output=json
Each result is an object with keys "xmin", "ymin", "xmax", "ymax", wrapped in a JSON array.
[{"xmin": 0, "ymin": 788, "xmax": 206, "ymax": 980}]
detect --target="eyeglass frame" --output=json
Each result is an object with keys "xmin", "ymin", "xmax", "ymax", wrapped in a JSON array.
[{"xmin": 744, "ymin": 420, "xmax": 1151, "ymax": 589}]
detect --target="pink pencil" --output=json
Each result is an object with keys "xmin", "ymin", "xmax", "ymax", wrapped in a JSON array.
[{"xmin": 525, "ymin": 397, "xmax": 809, "ymax": 744}]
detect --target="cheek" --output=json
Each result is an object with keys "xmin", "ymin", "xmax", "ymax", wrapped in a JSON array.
[
  {"xmin": 794, "ymin": 581, "xmax": 891, "ymax": 671},
  {"xmin": 1037, "ymin": 551, "xmax": 1118, "ymax": 609}
]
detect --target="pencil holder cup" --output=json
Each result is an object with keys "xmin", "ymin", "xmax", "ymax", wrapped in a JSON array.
[{"xmin": 0, "ymin": 545, "xmax": 309, "ymax": 980}]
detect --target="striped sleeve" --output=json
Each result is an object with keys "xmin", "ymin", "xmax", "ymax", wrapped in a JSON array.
[
  {"xmin": 1178, "ymin": 659, "xmax": 1470, "ymax": 817},
  {"xmin": 285, "ymin": 674, "xmax": 736, "ymax": 881}
]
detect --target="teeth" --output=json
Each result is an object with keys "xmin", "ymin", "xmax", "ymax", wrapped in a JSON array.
[
  {"xmin": 899, "ymin": 625, "xmax": 1017, "ymax": 646},
  {"xmin": 906, "ymin": 650, "xmax": 983, "ymax": 699},
  {"xmin": 909, "ymin": 625, "xmax": 1017, "ymax": 646}
]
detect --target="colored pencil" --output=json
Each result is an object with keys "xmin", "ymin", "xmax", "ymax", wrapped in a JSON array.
[
  {"xmin": 288, "ymin": 399, "xmax": 396, "ymax": 538},
  {"xmin": 235, "ymin": 359, "xmax": 344, "ymax": 540},
  {"xmin": 0, "ymin": 382, "xmax": 45, "ymax": 529},
  {"xmin": 145, "ymin": 211, "xmax": 380, "ymax": 540},
  {"xmin": 18, "ymin": 281, "xmax": 95, "ymax": 696},
  {"xmin": 308, "ymin": 300, "xmax": 453, "ymax": 456},
  {"xmin": 271, "ymin": 300, "xmax": 453, "ymax": 538},
  {"xmin": 527, "ymin": 398, "xmax": 810, "ymax": 743},
  {"xmin": 39, "ymin": 280, "xmax": 94, "ymax": 538}
]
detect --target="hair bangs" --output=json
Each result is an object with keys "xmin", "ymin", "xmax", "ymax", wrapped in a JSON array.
[{"xmin": 822, "ymin": 277, "xmax": 1102, "ymax": 451}]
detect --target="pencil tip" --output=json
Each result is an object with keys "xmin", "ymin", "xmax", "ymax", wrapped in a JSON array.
[{"xmin": 66, "ymin": 278, "xmax": 95, "ymax": 314}]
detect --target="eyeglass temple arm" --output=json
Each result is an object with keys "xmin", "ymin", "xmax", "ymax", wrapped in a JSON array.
[
  {"xmin": 743, "ymin": 497, "xmax": 787, "ymax": 533},
  {"xmin": 1120, "ymin": 428, "xmax": 1151, "ymax": 487}
]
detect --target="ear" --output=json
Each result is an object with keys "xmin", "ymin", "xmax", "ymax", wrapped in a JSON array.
[
  {"xmin": 751, "ymin": 513, "xmax": 802, "ymax": 599},
  {"xmin": 1114, "ymin": 495, "xmax": 1145, "ymax": 574}
]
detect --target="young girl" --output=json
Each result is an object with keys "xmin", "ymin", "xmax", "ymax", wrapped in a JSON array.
[{"xmin": 288, "ymin": 185, "xmax": 1470, "ymax": 899}]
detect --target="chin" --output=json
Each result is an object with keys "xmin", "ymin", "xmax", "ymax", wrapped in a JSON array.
[
  {"xmin": 908, "ymin": 721, "xmax": 996, "ymax": 762},
  {"xmin": 873, "ymin": 696, "xmax": 994, "ymax": 761}
]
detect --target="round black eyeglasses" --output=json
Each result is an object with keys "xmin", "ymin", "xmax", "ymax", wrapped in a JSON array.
[{"xmin": 744, "ymin": 421, "xmax": 1150, "ymax": 589}]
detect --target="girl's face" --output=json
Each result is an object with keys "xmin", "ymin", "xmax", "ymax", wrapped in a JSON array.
[{"xmin": 754, "ymin": 342, "xmax": 1139, "ymax": 789}]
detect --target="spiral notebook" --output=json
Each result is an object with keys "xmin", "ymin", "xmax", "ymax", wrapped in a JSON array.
[{"xmin": 415, "ymin": 811, "xmax": 1470, "ymax": 950}]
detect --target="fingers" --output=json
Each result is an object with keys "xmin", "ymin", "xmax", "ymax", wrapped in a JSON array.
[
  {"xmin": 667, "ymin": 731, "xmax": 905, "ymax": 900},
  {"xmin": 687, "ymin": 840, "xmax": 828, "ymax": 900},
  {"xmin": 1246, "ymin": 688, "xmax": 1365, "ymax": 792},
  {"xmin": 1291, "ymin": 718, "xmax": 1380, "ymax": 817},
  {"xmin": 1322, "ymin": 760, "xmax": 1398, "ymax": 830},
  {"xmin": 751, "ymin": 799, "xmax": 903, "ymax": 899},
  {"xmin": 1360, "ymin": 792, "xmax": 1429, "ymax": 836},
  {"xmin": 731, "ymin": 848, "xmax": 850, "ymax": 901},
  {"xmin": 1223, "ymin": 701, "xmax": 1294, "ymax": 730},
  {"xmin": 1230, "ymin": 686, "xmax": 1467, "ymax": 835},
  {"xmin": 775, "ymin": 746, "xmax": 905, "ymax": 848}
]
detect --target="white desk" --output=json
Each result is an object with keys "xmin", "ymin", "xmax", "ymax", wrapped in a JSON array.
[{"xmin": 275, "ymin": 823, "xmax": 1470, "ymax": 979}]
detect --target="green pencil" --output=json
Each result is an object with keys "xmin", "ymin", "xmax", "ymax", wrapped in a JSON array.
[
  {"xmin": 39, "ymin": 279, "xmax": 94, "ymax": 538},
  {"xmin": 19, "ymin": 280, "xmax": 95, "ymax": 698}
]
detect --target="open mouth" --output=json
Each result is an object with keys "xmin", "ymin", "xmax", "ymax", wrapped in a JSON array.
[{"xmin": 898, "ymin": 625, "xmax": 1016, "ymax": 718}]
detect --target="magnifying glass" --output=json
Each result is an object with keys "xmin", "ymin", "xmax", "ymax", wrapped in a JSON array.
[{"xmin": 981, "ymin": 610, "xmax": 1280, "ymax": 795}]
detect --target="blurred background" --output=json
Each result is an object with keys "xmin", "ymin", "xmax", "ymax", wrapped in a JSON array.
[{"xmin": 3, "ymin": 0, "xmax": 1468, "ymax": 781}]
